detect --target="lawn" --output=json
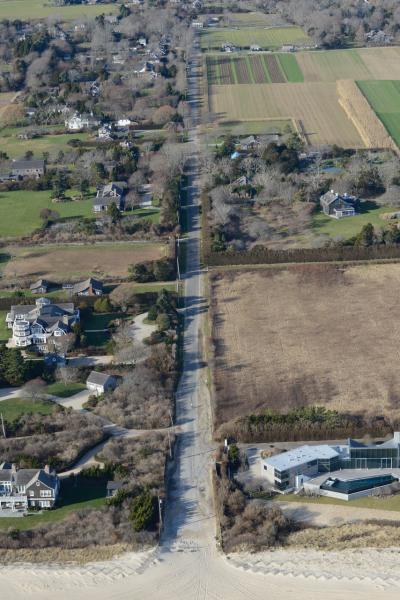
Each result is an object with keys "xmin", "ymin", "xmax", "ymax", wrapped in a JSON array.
[
  {"xmin": 0, "ymin": 189, "xmax": 94, "ymax": 238},
  {"xmin": 0, "ymin": 476, "xmax": 107, "ymax": 531},
  {"xmin": 124, "ymin": 207, "xmax": 161, "ymax": 224},
  {"xmin": 0, "ymin": 0, "xmax": 117, "ymax": 20},
  {"xmin": 357, "ymin": 80, "xmax": 400, "ymax": 147},
  {"xmin": 45, "ymin": 382, "xmax": 86, "ymax": 398},
  {"xmin": 0, "ymin": 130, "xmax": 91, "ymax": 159},
  {"xmin": 200, "ymin": 26, "xmax": 311, "ymax": 51},
  {"xmin": 83, "ymin": 310, "xmax": 129, "ymax": 347},
  {"xmin": 0, "ymin": 398, "xmax": 57, "ymax": 422},
  {"xmin": 312, "ymin": 202, "xmax": 393, "ymax": 240},
  {"xmin": 0, "ymin": 309, "xmax": 9, "ymax": 342},
  {"xmin": 203, "ymin": 119, "xmax": 293, "ymax": 142},
  {"xmin": 274, "ymin": 492, "xmax": 400, "ymax": 513}
]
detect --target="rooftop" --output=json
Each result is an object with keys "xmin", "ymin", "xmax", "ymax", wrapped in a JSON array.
[{"xmin": 264, "ymin": 444, "xmax": 340, "ymax": 471}]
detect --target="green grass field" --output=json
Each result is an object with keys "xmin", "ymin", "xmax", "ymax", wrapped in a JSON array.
[
  {"xmin": 0, "ymin": 398, "xmax": 57, "ymax": 422},
  {"xmin": 0, "ymin": 309, "xmax": 9, "ymax": 342},
  {"xmin": 277, "ymin": 53, "xmax": 304, "ymax": 82},
  {"xmin": 0, "ymin": 0, "xmax": 117, "ymax": 20},
  {"xmin": 312, "ymin": 202, "xmax": 393, "ymax": 240},
  {"xmin": 357, "ymin": 80, "xmax": 400, "ymax": 147},
  {"xmin": 274, "ymin": 492, "xmax": 400, "ymax": 512},
  {"xmin": 200, "ymin": 26, "xmax": 311, "ymax": 51},
  {"xmin": 0, "ymin": 129, "xmax": 90, "ymax": 160},
  {"xmin": 203, "ymin": 119, "xmax": 293, "ymax": 144},
  {"xmin": 45, "ymin": 382, "xmax": 86, "ymax": 398},
  {"xmin": 0, "ymin": 476, "xmax": 107, "ymax": 531},
  {"xmin": 0, "ymin": 189, "xmax": 95, "ymax": 238},
  {"xmin": 83, "ymin": 310, "xmax": 129, "ymax": 347}
]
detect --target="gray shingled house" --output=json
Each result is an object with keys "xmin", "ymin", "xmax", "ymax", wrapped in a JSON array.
[
  {"xmin": 0, "ymin": 463, "xmax": 60, "ymax": 512},
  {"xmin": 320, "ymin": 190, "xmax": 357, "ymax": 219}
]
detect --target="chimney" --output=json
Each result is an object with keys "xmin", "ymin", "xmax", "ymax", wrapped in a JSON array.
[{"xmin": 44, "ymin": 464, "xmax": 50, "ymax": 475}]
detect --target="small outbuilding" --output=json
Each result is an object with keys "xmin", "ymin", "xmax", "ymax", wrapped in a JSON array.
[{"xmin": 86, "ymin": 371, "xmax": 117, "ymax": 396}]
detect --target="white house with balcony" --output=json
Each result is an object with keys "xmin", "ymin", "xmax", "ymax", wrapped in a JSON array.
[{"xmin": 6, "ymin": 298, "xmax": 79, "ymax": 352}]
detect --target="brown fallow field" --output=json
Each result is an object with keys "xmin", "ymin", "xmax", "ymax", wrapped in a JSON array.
[
  {"xmin": 210, "ymin": 263, "xmax": 400, "ymax": 426},
  {"xmin": 209, "ymin": 82, "xmax": 364, "ymax": 147},
  {"xmin": 3, "ymin": 242, "xmax": 165, "ymax": 282}
]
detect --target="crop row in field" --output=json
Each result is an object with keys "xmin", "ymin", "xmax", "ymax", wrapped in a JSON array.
[
  {"xmin": 207, "ymin": 53, "xmax": 303, "ymax": 85},
  {"xmin": 357, "ymin": 80, "xmax": 400, "ymax": 148}
]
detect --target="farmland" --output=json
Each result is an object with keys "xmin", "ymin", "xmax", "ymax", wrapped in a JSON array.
[
  {"xmin": 209, "ymin": 82, "xmax": 364, "ymax": 147},
  {"xmin": 210, "ymin": 264, "xmax": 400, "ymax": 426},
  {"xmin": 0, "ymin": 0, "xmax": 117, "ymax": 20},
  {"xmin": 2, "ymin": 242, "xmax": 165, "ymax": 281},
  {"xmin": 200, "ymin": 26, "xmax": 311, "ymax": 51},
  {"xmin": 206, "ymin": 53, "xmax": 304, "ymax": 84},
  {"xmin": 357, "ymin": 80, "xmax": 400, "ymax": 147},
  {"xmin": 206, "ymin": 48, "xmax": 400, "ymax": 87}
]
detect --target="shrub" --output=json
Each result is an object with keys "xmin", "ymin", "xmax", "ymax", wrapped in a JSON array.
[
  {"xmin": 129, "ymin": 489, "xmax": 157, "ymax": 531},
  {"xmin": 94, "ymin": 298, "xmax": 112, "ymax": 313}
]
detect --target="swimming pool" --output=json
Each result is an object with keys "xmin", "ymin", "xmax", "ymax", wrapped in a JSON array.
[{"xmin": 321, "ymin": 474, "xmax": 397, "ymax": 495}]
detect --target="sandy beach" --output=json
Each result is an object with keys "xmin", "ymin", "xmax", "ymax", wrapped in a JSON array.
[{"xmin": 1, "ymin": 544, "xmax": 400, "ymax": 600}]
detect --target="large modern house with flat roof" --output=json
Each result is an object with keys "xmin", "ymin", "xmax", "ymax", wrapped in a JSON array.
[{"xmin": 262, "ymin": 433, "xmax": 400, "ymax": 500}]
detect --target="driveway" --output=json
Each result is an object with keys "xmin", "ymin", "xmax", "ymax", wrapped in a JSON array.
[
  {"xmin": 131, "ymin": 312, "xmax": 156, "ymax": 343},
  {"xmin": 68, "ymin": 355, "xmax": 114, "ymax": 367}
]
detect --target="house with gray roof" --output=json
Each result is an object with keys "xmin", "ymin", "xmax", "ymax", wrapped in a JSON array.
[
  {"xmin": 93, "ymin": 182, "xmax": 127, "ymax": 212},
  {"xmin": 72, "ymin": 277, "xmax": 103, "ymax": 296},
  {"xmin": 0, "ymin": 463, "xmax": 59, "ymax": 512},
  {"xmin": 30, "ymin": 279, "xmax": 53, "ymax": 294},
  {"xmin": 86, "ymin": 371, "xmax": 117, "ymax": 395},
  {"xmin": 6, "ymin": 297, "xmax": 79, "ymax": 352},
  {"xmin": 11, "ymin": 159, "xmax": 45, "ymax": 179},
  {"xmin": 320, "ymin": 190, "xmax": 357, "ymax": 219}
]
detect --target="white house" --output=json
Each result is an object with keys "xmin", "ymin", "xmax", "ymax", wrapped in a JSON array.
[
  {"xmin": 86, "ymin": 371, "xmax": 117, "ymax": 395},
  {"xmin": 65, "ymin": 112, "xmax": 101, "ymax": 131}
]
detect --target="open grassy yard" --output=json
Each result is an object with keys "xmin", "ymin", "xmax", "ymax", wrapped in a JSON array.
[
  {"xmin": 3, "ymin": 242, "xmax": 165, "ymax": 281},
  {"xmin": 357, "ymin": 80, "xmax": 400, "ymax": 147},
  {"xmin": 45, "ymin": 382, "xmax": 86, "ymax": 398},
  {"xmin": 0, "ymin": 398, "xmax": 57, "ymax": 422},
  {"xmin": 0, "ymin": 189, "xmax": 95, "ymax": 238},
  {"xmin": 200, "ymin": 26, "xmax": 311, "ymax": 51},
  {"xmin": 0, "ymin": 129, "xmax": 91, "ymax": 160},
  {"xmin": 211, "ymin": 263, "xmax": 400, "ymax": 426},
  {"xmin": 312, "ymin": 202, "xmax": 393, "ymax": 240},
  {"xmin": 0, "ymin": 0, "xmax": 117, "ymax": 20},
  {"xmin": 0, "ymin": 476, "xmax": 107, "ymax": 531},
  {"xmin": 209, "ymin": 82, "xmax": 364, "ymax": 147}
]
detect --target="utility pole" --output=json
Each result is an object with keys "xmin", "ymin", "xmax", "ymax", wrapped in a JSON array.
[
  {"xmin": 167, "ymin": 428, "xmax": 172, "ymax": 459},
  {"xmin": 168, "ymin": 407, "xmax": 174, "ymax": 427},
  {"xmin": 176, "ymin": 235, "xmax": 181, "ymax": 281},
  {"xmin": 157, "ymin": 495, "xmax": 163, "ymax": 535},
  {"xmin": 0, "ymin": 413, "xmax": 6, "ymax": 438}
]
